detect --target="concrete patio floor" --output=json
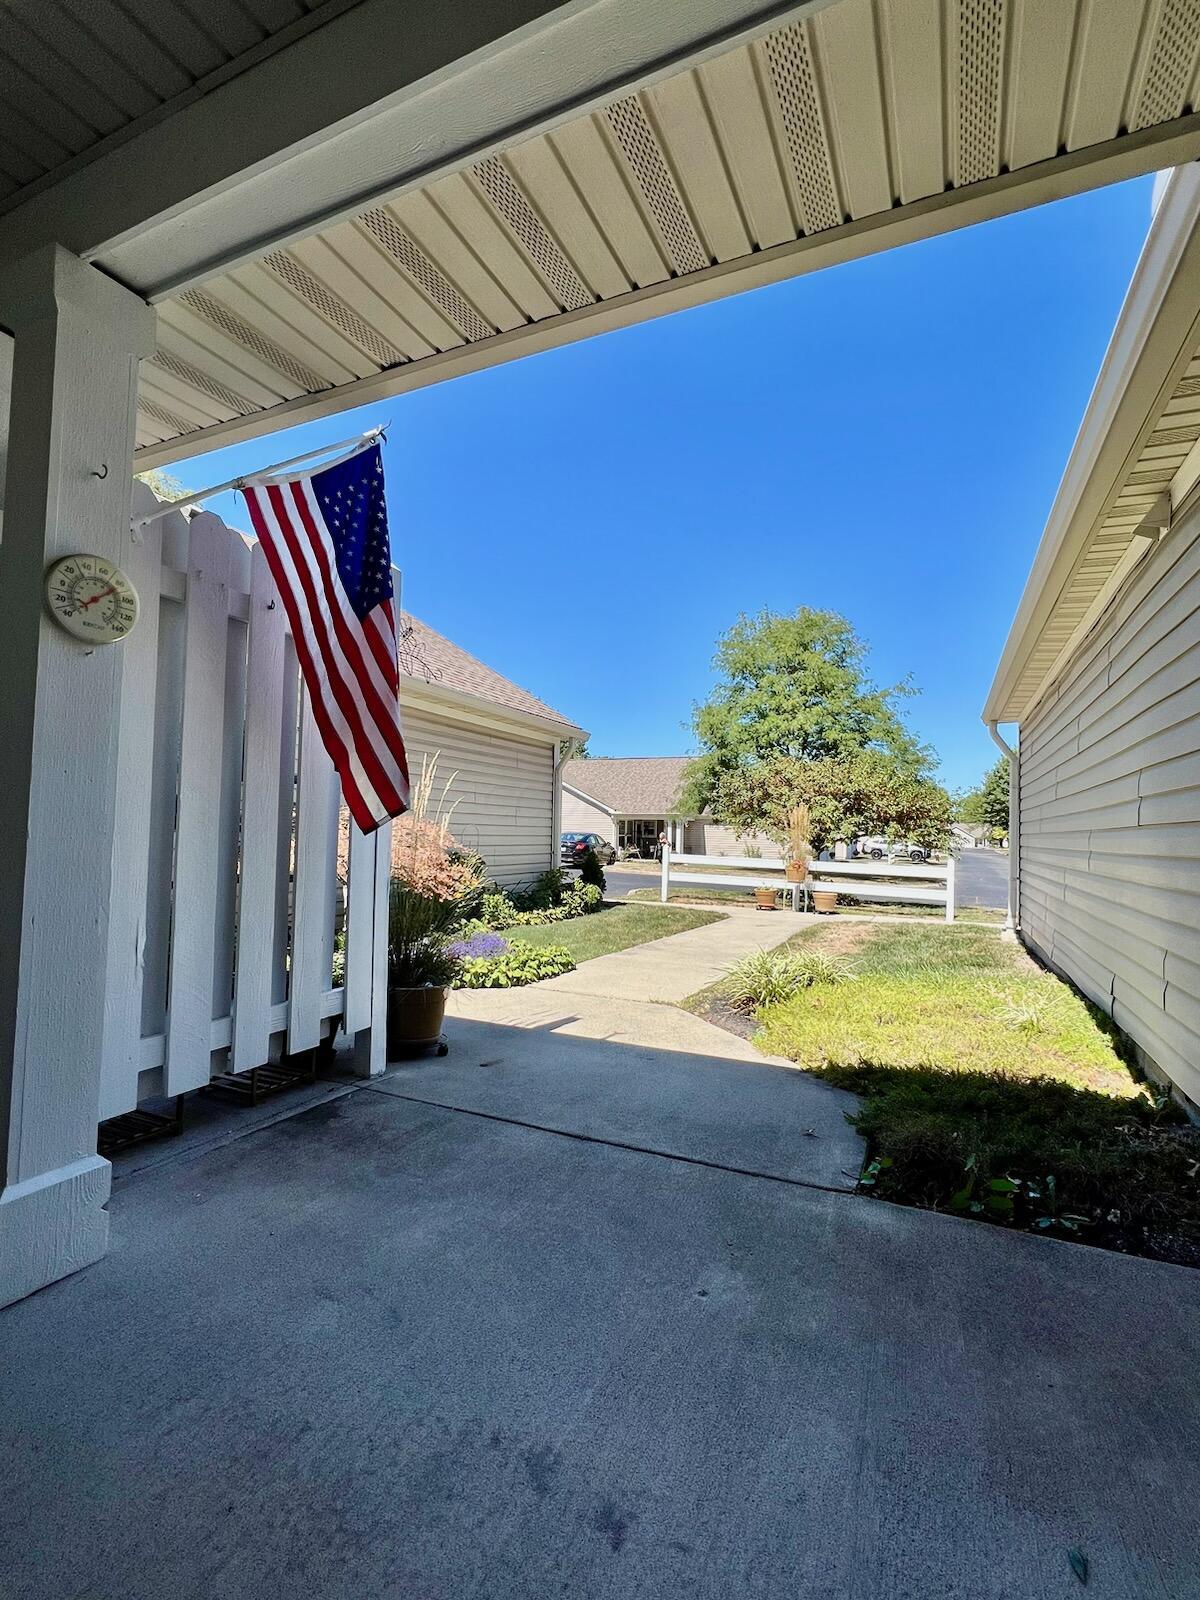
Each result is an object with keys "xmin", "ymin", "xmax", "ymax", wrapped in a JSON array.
[{"xmin": 2, "ymin": 1019, "xmax": 1199, "ymax": 1600}]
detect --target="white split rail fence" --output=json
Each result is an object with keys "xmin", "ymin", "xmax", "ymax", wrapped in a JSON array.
[
  {"xmin": 660, "ymin": 850, "xmax": 956, "ymax": 921},
  {"xmin": 98, "ymin": 485, "xmax": 392, "ymax": 1122}
]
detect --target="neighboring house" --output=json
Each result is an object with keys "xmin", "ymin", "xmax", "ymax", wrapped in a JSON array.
[
  {"xmin": 950, "ymin": 823, "xmax": 992, "ymax": 850},
  {"xmin": 985, "ymin": 168, "xmax": 1200, "ymax": 1115},
  {"xmin": 561, "ymin": 757, "xmax": 775, "ymax": 857},
  {"xmin": 399, "ymin": 613, "xmax": 584, "ymax": 886}
]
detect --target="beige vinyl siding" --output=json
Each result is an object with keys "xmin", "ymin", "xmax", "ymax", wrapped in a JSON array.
[
  {"xmin": 561, "ymin": 790, "xmax": 616, "ymax": 845},
  {"xmin": 683, "ymin": 821, "xmax": 777, "ymax": 857},
  {"xmin": 402, "ymin": 704, "xmax": 555, "ymax": 887},
  {"xmin": 1018, "ymin": 497, "xmax": 1200, "ymax": 1108}
]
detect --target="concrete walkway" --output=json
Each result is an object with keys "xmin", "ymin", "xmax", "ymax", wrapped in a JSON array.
[{"xmin": 439, "ymin": 908, "xmax": 863, "ymax": 1189}]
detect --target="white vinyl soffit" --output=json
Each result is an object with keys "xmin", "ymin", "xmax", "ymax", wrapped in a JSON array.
[{"xmin": 134, "ymin": 0, "xmax": 1200, "ymax": 466}]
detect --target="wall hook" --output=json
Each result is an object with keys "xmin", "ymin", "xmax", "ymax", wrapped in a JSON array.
[{"xmin": 92, "ymin": 463, "xmax": 108, "ymax": 480}]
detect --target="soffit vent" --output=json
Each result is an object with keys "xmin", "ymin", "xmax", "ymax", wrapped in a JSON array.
[
  {"xmin": 763, "ymin": 22, "xmax": 840, "ymax": 234},
  {"xmin": 957, "ymin": 0, "xmax": 1004, "ymax": 186},
  {"xmin": 472, "ymin": 154, "xmax": 592, "ymax": 312},
  {"xmin": 149, "ymin": 351, "xmax": 256, "ymax": 417},
  {"xmin": 180, "ymin": 290, "xmax": 328, "ymax": 393},
  {"xmin": 263, "ymin": 249, "xmax": 403, "ymax": 369},
  {"xmin": 139, "ymin": 398, "xmax": 193, "ymax": 437},
  {"xmin": 1135, "ymin": 0, "xmax": 1200, "ymax": 129},
  {"xmin": 359, "ymin": 209, "xmax": 495, "ymax": 344},
  {"xmin": 603, "ymin": 95, "xmax": 709, "ymax": 275}
]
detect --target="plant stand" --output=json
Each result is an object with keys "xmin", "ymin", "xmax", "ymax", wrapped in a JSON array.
[
  {"xmin": 388, "ymin": 1035, "xmax": 450, "ymax": 1061},
  {"xmin": 203, "ymin": 1050, "xmax": 319, "ymax": 1106},
  {"xmin": 97, "ymin": 1096, "xmax": 185, "ymax": 1159}
]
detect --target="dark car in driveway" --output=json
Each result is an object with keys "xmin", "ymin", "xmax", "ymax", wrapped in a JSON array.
[{"xmin": 560, "ymin": 831, "xmax": 617, "ymax": 867}]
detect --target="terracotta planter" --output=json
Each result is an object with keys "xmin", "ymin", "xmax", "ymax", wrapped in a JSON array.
[
  {"xmin": 754, "ymin": 886, "xmax": 778, "ymax": 911},
  {"xmin": 811, "ymin": 889, "xmax": 839, "ymax": 914},
  {"xmin": 785, "ymin": 861, "xmax": 806, "ymax": 883},
  {"xmin": 387, "ymin": 984, "xmax": 449, "ymax": 1055}
]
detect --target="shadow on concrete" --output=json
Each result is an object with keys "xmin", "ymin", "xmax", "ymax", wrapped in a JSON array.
[{"xmin": 376, "ymin": 1014, "xmax": 864, "ymax": 1190}]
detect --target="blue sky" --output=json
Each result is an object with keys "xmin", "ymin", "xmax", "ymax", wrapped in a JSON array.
[{"xmin": 176, "ymin": 175, "xmax": 1154, "ymax": 794}]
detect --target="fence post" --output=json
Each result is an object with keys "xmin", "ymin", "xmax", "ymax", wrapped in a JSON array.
[
  {"xmin": 660, "ymin": 847, "xmax": 670, "ymax": 903},
  {"xmin": 945, "ymin": 851, "xmax": 956, "ymax": 923}
]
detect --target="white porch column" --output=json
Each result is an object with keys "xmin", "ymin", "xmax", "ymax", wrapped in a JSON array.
[{"xmin": 0, "ymin": 247, "xmax": 155, "ymax": 1308}]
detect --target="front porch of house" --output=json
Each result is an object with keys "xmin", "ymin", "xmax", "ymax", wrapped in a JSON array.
[{"xmin": 4, "ymin": 1006, "xmax": 1197, "ymax": 1600}]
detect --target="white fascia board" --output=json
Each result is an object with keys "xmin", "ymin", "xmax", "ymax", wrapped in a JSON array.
[
  {"xmin": 0, "ymin": 0, "xmax": 829, "ymax": 297},
  {"xmin": 402, "ymin": 675, "xmax": 583, "ymax": 745},
  {"xmin": 561, "ymin": 783, "xmax": 616, "ymax": 816},
  {"xmin": 984, "ymin": 164, "xmax": 1200, "ymax": 725}
]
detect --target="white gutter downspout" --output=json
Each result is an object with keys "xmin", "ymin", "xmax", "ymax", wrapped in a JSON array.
[
  {"xmin": 986, "ymin": 721, "xmax": 1019, "ymax": 936},
  {"xmin": 551, "ymin": 742, "xmax": 565, "ymax": 870}
]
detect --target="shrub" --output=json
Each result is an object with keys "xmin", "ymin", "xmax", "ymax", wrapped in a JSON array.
[
  {"xmin": 725, "ymin": 946, "xmax": 854, "ymax": 1013},
  {"xmin": 512, "ymin": 868, "xmax": 567, "ymax": 911},
  {"xmin": 579, "ymin": 846, "xmax": 607, "ymax": 893},
  {"xmin": 455, "ymin": 941, "xmax": 576, "ymax": 988},
  {"xmin": 562, "ymin": 882, "xmax": 602, "ymax": 917},
  {"xmin": 476, "ymin": 891, "xmax": 519, "ymax": 930}
]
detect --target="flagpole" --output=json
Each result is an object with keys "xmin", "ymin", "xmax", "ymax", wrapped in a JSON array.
[{"xmin": 131, "ymin": 425, "xmax": 386, "ymax": 530}]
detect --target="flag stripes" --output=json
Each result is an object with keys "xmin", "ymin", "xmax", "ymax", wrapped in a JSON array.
[{"xmin": 242, "ymin": 442, "xmax": 409, "ymax": 831}]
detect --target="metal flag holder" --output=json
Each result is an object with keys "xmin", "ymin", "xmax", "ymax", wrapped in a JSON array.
[{"xmin": 131, "ymin": 424, "xmax": 389, "ymax": 532}]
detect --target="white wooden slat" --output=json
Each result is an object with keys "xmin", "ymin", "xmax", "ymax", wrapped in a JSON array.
[
  {"xmin": 288, "ymin": 686, "xmax": 340, "ymax": 1055},
  {"xmin": 231, "ymin": 544, "xmax": 290, "ymax": 1071},
  {"xmin": 211, "ymin": 537, "xmax": 251, "ymax": 1069},
  {"xmin": 99, "ymin": 486, "xmax": 171, "ymax": 1120},
  {"xmin": 368, "ymin": 819, "xmax": 392, "ymax": 1077},
  {"xmin": 164, "ymin": 512, "xmax": 237, "ymax": 1095},
  {"xmin": 139, "ymin": 519, "xmax": 190, "ymax": 1051},
  {"xmin": 344, "ymin": 819, "xmax": 377, "ymax": 1035}
]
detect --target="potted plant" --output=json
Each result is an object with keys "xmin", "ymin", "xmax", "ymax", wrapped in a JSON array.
[
  {"xmin": 784, "ymin": 802, "xmax": 811, "ymax": 883},
  {"xmin": 386, "ymin": 753, "xmax": 485, "ymax": 1055},
  {"xmin": 754, "ymin": 885, "xmax": 778, "ymax": 910},
  {"xmin": 386, "ymin": 897, "xmax": 461, "ymax": 1052},
  {"xmin": 811, "ymin": 884, "xmax": 839, "ymax": 914}
]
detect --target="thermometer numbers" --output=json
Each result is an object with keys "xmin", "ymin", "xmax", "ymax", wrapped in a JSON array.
[{"xmin": 45, "ymin": 554, "xmax": 139, "ymax": 644}]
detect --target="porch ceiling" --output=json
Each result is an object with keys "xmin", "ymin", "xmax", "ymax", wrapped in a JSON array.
[
  {"xmin": 134, "ymin": 0, "xmax": 1200, "ymax": 466},
  {"xmin": 0, "ymin": 0, "xmax": 354, "ymax": 208}
]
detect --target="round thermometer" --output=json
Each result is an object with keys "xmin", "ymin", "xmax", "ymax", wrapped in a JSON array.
[{"xmin": 44, "ymin": 554, "xmax": 139, "ymax": 644}]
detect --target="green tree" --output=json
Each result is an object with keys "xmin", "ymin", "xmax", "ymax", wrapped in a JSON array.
[
  {"xmin": 135, "ymin": 467, "xmax": 189, "ymax": 502},
  {"xmin": 711, "ymin": 753, "xmax": 952, "ymax": 855},
  {"xmin": 682, "ymin": 608, "xmax": 932, "ymax": 813},
  {"xmin": 560, "ymin": 737, "xmax": 590, "ymax": 760},
  {"xmin": 958, "ymin": 758, "xmax": 1009, "ymax": 831}
]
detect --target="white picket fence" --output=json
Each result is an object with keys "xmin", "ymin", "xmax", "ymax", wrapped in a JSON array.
[
  {"xmin": 660, "ymin": 850, "xmax": 955, "ymax": 921},
  {"xmin": 659, "ymin": 852, "xmax": 803, "ymax": 909},
  {"xmin": 98, "ymin": 485, "xmax": 391, "ymax": 1121},
  {"xmin": 808, "ymin": 857, "xmax": 955, "ymax": 921}
]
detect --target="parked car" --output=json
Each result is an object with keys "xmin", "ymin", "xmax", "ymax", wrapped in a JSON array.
[
  {"xmin": 855, "ymin": 836, "xmax": 931, "ymax": 864},
  {"xmin": 560, "ymin": 832, "xmax": 617, "ymax": 867}
]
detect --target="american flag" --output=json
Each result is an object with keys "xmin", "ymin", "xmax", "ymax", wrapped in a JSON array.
[{"xmin": 242, "ymin": 440, "xmax": 410, "ymax": 832}]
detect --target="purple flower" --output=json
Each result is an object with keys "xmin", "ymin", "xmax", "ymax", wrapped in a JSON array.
[{"xmin": 448, "ymin": 932, "xmax": 509, "ymax": 960}]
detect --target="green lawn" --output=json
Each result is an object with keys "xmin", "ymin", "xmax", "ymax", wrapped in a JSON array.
[
  {"xmin": 513, "ymin": 902, "xmax": 723, "ymax": 962},
  {"xmin": 695, "ymin": 922, "xmax": 1199, "ymax": 1263}
]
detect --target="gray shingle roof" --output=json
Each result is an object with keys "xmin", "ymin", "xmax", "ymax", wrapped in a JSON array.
[
  {"xmin": 562, "ymin": 756, "xmax": 694, "ymax": 816},
  {"xmin": 399, "ymin": 611, "xmax": 580, "ymax": 732}
]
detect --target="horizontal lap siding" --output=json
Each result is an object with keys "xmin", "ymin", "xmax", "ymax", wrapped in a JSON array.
[
  {"xmin": 1020, "ymin": 503, "xmax": 1200, "ymax": 1107},
  {"xmin": 402, "ymin": 705, "xmax": 554, "ymax": 887},
  {"xmin": 561, "ymin": 791, "xmax": 616, "ymax": 844}
]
